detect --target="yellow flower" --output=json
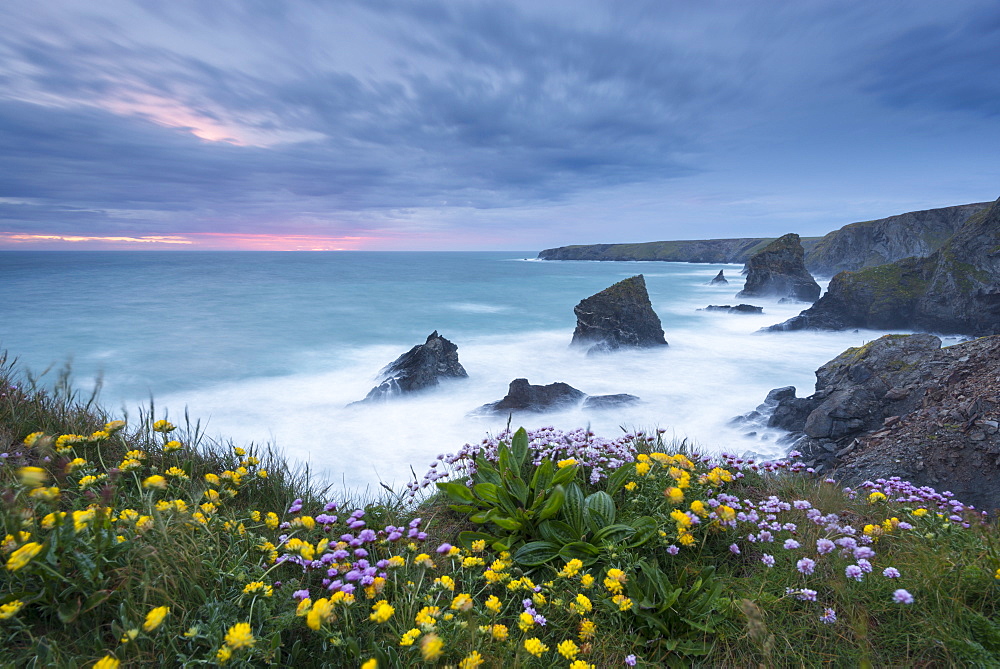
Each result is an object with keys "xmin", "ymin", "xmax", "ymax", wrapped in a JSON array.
[
  {"xmin": 580, "ymin": 573, "xmax": 595, "ymax": 588},
  {"xmin": 912, "ymin": 508, "xmax": 928, "ymax": 517},
  {"xmin": 519, "ymin": 611, "xmax": 535, "ymax": 631},
  {"xmin": 717, "ymin": 505, "xmax": 736, "ymax": 521},
  {"xmin": 23, "ymin": 431, "xmax": 45, "ymax": 446},
  {"xmin": 524, "ymin": 637, "xmax": 549, "ymax": 657},
  {"xmin": 369, "ymin": 600, "xmax": 395, "ymax": 623},
  {"xmin": 450, "ymin": 593, "xmax": 474, "ymax": 612},
  {"xmin": 490, "ymin": 623, "xmax": 509, "ymax": 641},
  {"xmin": 557, "ymin": 639, "xmax": 580, "ymax": 660},
  {"xmin": 415, "ymin": 605, "xmax": 441, "ymax": 628},
  {"xmin": 72, "ymin": 509, "xmax": 96, "ymax": 533},
  {"xmin": 89, "ymin": 430, "xmax": 110, "ymax": 441},
  {"xmin": 485, "ymin": 595, "xmax": 502, "ymax": 614},
  {"xmin": 635, "ymin": 461, "xmax": 651, "ymax": 476},
  {"xmin": 678, "ymin": 530, "xmax": 696, "ymax": 546},
  {"xmin": 579, "ymin": 617, "xmax": 597, "ymax": 640},
  {"xmin": 0, "ymin": 600, "xmax": 24, "ymax": 619},
  {"xmin": 204, "ymin": 473, "xmax": 221, "ymax": 486},
  {"xmin": 216, "ymin": 646, "xmax": 232, "ymax": 663},
  {"xmin": 624, "ymin": 481, "xmax": 638, "ymax": 491},
  {"xmin": 437, "ymin": 574, "xmax": 455, "ymax": 591},
  {"xmin": 868, "ymin": 491, "xmax": 887, "ymax": 503},
  {"xmin": 570, "ymin": 661, "xmax": 596, "ymax": 669},
  {"xmin": 142, "ymin": 475, "xmax": 167, "ymax": 490},
  {"xmin": 570, "ymin": 593, "xmax": 593, "ymax": 615},
  {"xmin": 65, "ymin": 457, "xmax": 89, "ymax": 473},
  {"xmin": 296, "ymin": 598, "xmax": 312, "ymax": 616},
  {"xmin": 257, "ymin": 469, "xmax": 268, "ymax": 478},
  {"xmin": 164, "ymin": 467, "xmax": 189, "ymax": 479},
  {"xmin": 5, "ymin": 541, "xmax": 43, "ymax": 571},
  {"xmin": 125, "ymin": 449, "xmax": 146, "ymax": 461},
  {"xmin": 28, "ymin": 486, "xmax": 60, "ymax": 501},
  {"xmin": 400, "ymin": 628, "xmax": 422, "ymax": 646},
  {"xmin": 557, "ymin": 458, "xmax": 577, "ymax": 468},
  {"xmin": 234, "ymin": 447, "xmax": 246, "ymax": 456},
  {"xmin": 54, "ymin": 434, "xmax": 85, "ymax": 452},
  {"xmin": 163, "ymin": 440, "xmax": 183, "ymax": 453},
  {"xmin": 17, "ymin": 466, "xmax": 48, "ymax": 488},
  {"xmin": 414, "ymin": 553, "xmax": 435, "ymax": 568},
  {"xmin": 78, "ymin": 475, "xmax": 103, "ymax": 489},
  {"xmin": 612, "ymin": 594, "xmax": 634, "ymax": 611},
  {"xmin": 670, "ymin": 509, "xmax": 692, "ymax": 528},
  {"xmin": 224, "ymin": 622, "xmax": 255, "ymax": 649},
  {"xmin": 118, "ymin": 458, "xmax": 142, "ymax": 472},
  {"xmin": 420, "ymin": 633, "xmax": 444, "ymax": 662},
  {"xmin": 558, "ymin": 558, "xmax": 583, "ymax": 577},
  {"xmin": 104, "ymin": 420, "xmax": 127, "ymax": 432},
  {"xmin": 143, "ymin": 605, "xmax": 170, "ymax": 632},
  {"xmin": 462, "ymin": 556, "xmax": 485, "ymax": 568},
  {"xmin": 152, "ymin": 419, "xmax": 176, "ymax": 433},
  {"xmin": 307, "ymin": 598, "xmax": 334, "ymax": 630},
  {"xmin": 471, "ymin": 539, "xmax": 486, "ymax": 552},
  {"xmin": 361, "ymin": 659, "xmax": 378, "ymax": 669},
  {"xmin": 120, "ymin": 628, "xmax": 138, "ymax": 644},
  {"xmin": 689, "ymin": 500, "xmax": 709, "ymax": 517},
  {"xmin": 243, "ymin": 581, "xmax": 273, "ymax": 598},
  {"xmin": 92, "ymin": 656, "xmax": 120, "ymax": 669},
  {"xmin": 459, "ymin": 651, "xmax": 484, "ymax": 668},
  {"xmin": 265, "ymin": 512, "xmax": 279, "ymax": 529},
  {"xmin": 387, "ymin": 555, "xmax": 406, "ymax": 568}
]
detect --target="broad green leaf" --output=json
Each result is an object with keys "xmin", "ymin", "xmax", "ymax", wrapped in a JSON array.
[
  {"xmin": 457, "ymin": 531, "xmax": 497, "ymax": 549},
  {"xmin": 625, "ymin": 516, "xmax": 658, "ymax": 547},
  {"xmin": 551, "ymin": 462, "xmax": 578, "ymax": 486},
  {"xmin": 436, "ymin": 481, "xmax": 476, "ymax": 504},
  {"xmin": 475, "ymin": 457, "xmax": 502, "ymax": 486},
  {"xmin": 511, "ymin": 427, "xmax": 529, "ymax": 471},
  {"xmin": 473, "ymin": 482, "xmax": 501, "ymax": 505},
  {"xmin": 530, "ymin": 458, "xmax": 554, "ymax": 494},
  {"xmin": 491, "ymin": 516, "xmax": 522, "ymax": 531},
  {"xmin": 584, "ymin": 491, "xmax": 616, "ymax": 532},
  {"xmin": 505, "ymin": 475, "xmax": 529, "ymax": 507},
  {"xmin": 537, "ymin": 484, "xmax": 565, "ymax": 520},
  {"xmin": 539, "ymin": 519, "xmax": 580, "ymax": 544},
  {"xmin": 561, "ymin": 483, "xmax": 585, "ymax": 534},
  {"xmin": 591, "ymin": 523, "xmax": 635, "ymax": 544},
  {"xmin": 512, "ymin": 541, "xmax": 560, "ymax": 566},
  {"xmin": 605, "ymin": 464, "xmax": 632, "ymax": 496},
  {"xmin": 557, "ymin": 541, "xmax": 601, "ymax": 564}
]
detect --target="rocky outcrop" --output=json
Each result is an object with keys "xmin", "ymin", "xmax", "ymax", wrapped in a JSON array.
[
  {"xmin": 539, "ymin": 237, "xmax": 821, "ymax": 263},
  {"xmin": 571, "ymin": 275, "xmax": 668, "ymax": 353},
  {"xmin": 737, "ymin": 233, "xmax": 821, "ymax": 302},
  {"xmin": 474, "ymin": 380, "xmax": 641, "ymax": 415},
  {"xmin": 805, "ymin": 202, "xmax": 991, "ymax": 276},
  {"xmin": 768, "ymin": 196, "xmax": 1000, "ymax": 336},
  {"xmin": 354, "ymin": 331, "xmax": 467, "ymax": 404},
  {"xmin": 700, "ymin": 304, "xmax": 763, "ymax": 314},
  {"xmin": 749, "ymin": 333, "xmax": 1000, "ymax": 511},
  {"xmin": 710, "ymin": 270, "xmax": 729, "ymax": 285}
]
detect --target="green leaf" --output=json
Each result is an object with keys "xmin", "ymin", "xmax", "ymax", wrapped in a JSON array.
[
  {"xmin": 82, "ymin": 589, "xmax": 113, "ymax": 614},
  {"xmin": 539, "ymin": 519, "xmax": 580, "ymax": 545},
  {"xmin": 448, "ymin": 504, "xmax": 477, "ymax": 514},
  {"xmin": 457, "ymin": 531, "xmax": 497, "ymax": 549},
  {"xmin": 511, "ymin": 427, "xmax": 529, "ymax": 471},
  {"xmin": 557, "ymin": 541, "xmax": 601, "ymax": 564},
  {"xmin": 58, "ymin": 598, "xmax": 81, "ymax": 624},
  {"xmin": 625, "ymin": 516, "xmax": 658, "ymax": 547},
  {"xmin": 436, "ymin": 481, "xmax": 476, "ymax": 504},
  {"xmin": 497, "ymin": 444, "xmax": 514, "ymax": 478},
  {"xmin": 530, "ymin": 458, "xmax": 554, "ymax": 494},
  {"xmin": 584, "ymin": 491, "xmax": 616, "ymax": 532},
  {"xmin": 490, "ymin": 516, "xmax": 523, "ymax": 531},
  {"xmin": 475, "ymin": 457, "xmax": 502, "ymax": 486},
  {"xmin": 551, "ymin": 462, "xmax": 578, "ymax": 486},
  {"xmin": 537, "ymin": 484, "xmax": 565, "ymax": 520},
  {"xmin": 561, "ymin": 483, "xmax": 585, "ymax": 534},
  {"xmin": 512, "ymin": 541, "xmax": 561, "ymax": 566},
  {"xmin": 605, "ymin": 464, "xmax": 632, "ymax": 496},
  {"xmin": 505, "ymin": 474, "xmax": 529, "ymax": 507},
  {"xmin": 490, "ymin": 538, "xmax": 512, "ymax": 552},
  {"xmin": 473, "ymin": 482, "xmax": 501, "ymax": 505},
  {"xmin": 469, "ymin": 510, "xmax": 493, "ymax": 524},
  {"xmin": 590, "ymin": 523, "xmax": 636, "ymax": 544}
]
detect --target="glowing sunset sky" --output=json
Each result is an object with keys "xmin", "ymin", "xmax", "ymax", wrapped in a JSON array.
[{"xmin": 1, "ymin": 1, "xmax": 997, "ymax": 251}]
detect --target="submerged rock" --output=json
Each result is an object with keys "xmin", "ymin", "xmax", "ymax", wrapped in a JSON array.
[
  {"xmin": 709, "ymin": 270, "xmax": 729, "ymax": 285},
  {"xmin": 737, "ymin": 233, "xmax": 821, "ymax": 302},
  {"xmin": 767, "ymin": 196, "xmax": 1000, "ymax": 336},
  {"xmin": 571, "ymin": 275, "xmax": 668, "ymax": 354},
  {"xmin": 701, "ymin": 304, "xmax": 763, "ymax": 314},
  {"xmin": 582, "ymin": 394, "xmax": 641, "ymax": 410},
  {"xmin": 353, "ymin": 331, "xmax": 467, "ymax": 404},
  {"xmin": 475, "ymin": 379, "xmax": 586, "ymax": 414}
]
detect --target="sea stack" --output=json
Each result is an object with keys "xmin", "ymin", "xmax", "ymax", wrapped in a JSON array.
[
  {"xmin": 353, "ymin": 331, "xmax": 467, "ymax": 404},
  {"xmin": 710, "ymin": 270, "xmax": 728, "ymax": 285},
  {"xmin": 737, "ymin": 233, "xmax": 821, "ymax": 302},
  {"xmin": 571, "ymin": 275, "xmax": 668, "ymax": 354}
]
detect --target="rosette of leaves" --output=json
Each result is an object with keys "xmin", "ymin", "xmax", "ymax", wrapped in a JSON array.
[{"xmin": 436, "ymin": 428, "xmax": 575, "ymax": 552}]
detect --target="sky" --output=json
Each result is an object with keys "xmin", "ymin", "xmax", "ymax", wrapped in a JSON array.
[{"xmin": 0, "ymin": 1, "xmax": 997, "ymax": 251}]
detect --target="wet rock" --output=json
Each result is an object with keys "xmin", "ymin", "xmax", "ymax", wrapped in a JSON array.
[
  {"xmin": 475, "ymin": 379, "xmax": 586, "ymax": 414},
  {"xmin": 582, "ymin": 394, "xmax": 641, "ymax": 410},
  {"xmin": 737, "ymin": 233, "xmax": 821, "ymax": 302},
  {"xmin": 353, "ymin": 331, "xmax": 467, "ymax": 404},
  {"xmin": 572, "ymin": 275, "xmax": 668, "ymax": 354},
  {"xmin": 710, "ymin": 270, "xmax": 729, "ymax": 285},
  {"xmin": 701, "ymin": 304, "xmax": 763, "ymax": 314}
]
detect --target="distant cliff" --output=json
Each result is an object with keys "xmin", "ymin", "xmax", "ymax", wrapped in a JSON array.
[
  {"xmin": 537, "ymin": 202, "xmax": 989, "ymax": 272},
  {"xmin": 805, "ymin": 202, "xmax": 990, "ymax": 276}
]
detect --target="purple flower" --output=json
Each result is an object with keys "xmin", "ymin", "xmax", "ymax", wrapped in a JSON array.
[
  {"xmin": 796, "ymin": 557, "xmax": 816, "ymax": 575},
  {"xmin": 666, "ymin": 545, "xmax": 680, "ymax": 555},
  {"xmin": 795, "ymin": 588, "xmax": 817, "ymax": 601},
  {"xmin": 288, "ymin": 499, "xmax": 303, "ymax": 514},
  {"xmin": 292, "ymin": 589, "xmax": 310, "ymax": 601},
  {"xmin": 729, "ymin": 543, "xmax": 741, "ymax": 555},
  {"xmin": 324, "ymin": 501, "xmax": 338, "ymax": 512},
  {"xmin": 857, "ymin": 558, "xmax": 873, "ymax": 573},
  {"xmin": 845, "ymin": 565, "xmax": 864, "ymax": 581},
  {"xmin": 816, "ymin": 538, "xmax": 835, "ymax": 555},
  {"xmin": 761, "ymin": 554, "xmax": 775, "ymax": 568},
  {"xmin": 436, "ymin": 543, "xmax": 453, "ymax": 554},
  {"xmin": 820, "ymin": 608, "xmax": 837, "ymax": 624},
  {"xmin": 853, "ymin": 546, "xmax": 875, "ymax": 560},
  {"xmin": 883, "ymin": 567, "xmax": 901, "ymax": 578},
  {"xmin": 625, "ymin": 655, "xmax": 637, "ymax": 666},
  {"xmin": 893, "ymin": 589, "xmax": 914, "ymax": 604},
  {"xmin": 783, "ymin": 539, "xmax": 800, "ymax": 550}
]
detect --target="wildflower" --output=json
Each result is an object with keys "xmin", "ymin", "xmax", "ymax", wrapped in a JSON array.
[
  {"xmin": 121, "ymin": 629, "xmax": 139, "ymax": 643},
  {"xmin": 143, "ymin": 606, "xmax": 170, "ymax": 632},
  {"xmin": 571, "ymin": 593, "xmax": 593, "ymax": 615},
  {"xmin": 459, "ymin": 651, "xmax": 485, "ymax": 669},
  {"xmin": 820, "ymin": 608, "xmax": 837, "ymax": 624},
  {"xmin": 519, "ymin": 611, "xmax": 535, "ymax": 631},
  {"xmin": 142, "ymin": 475, "xmax": 167, "ymax": 490},
  {"xmin": 361, "ymin": 660, "xmax": 378, "ymax": 669},
  {"xmin": 28, "ymin": 486, "xmax": 60, "ymax": 501},
  {"xmin": 690, "ymin": 500, "xmax": 709, "ymax": 517},
  {"xmin": 225, "ymin": 622, "xmax": 255, "ymax": 649},
  {"xmin": 816, "ymin": 538, "xmax": 835, "ymax": 555},
  {"xmin": 729, "ymin": 543, "xmax": 741, "ymax": 555},
  {"xmin": 265, "ymin": 512, "xmax": 279, "ymax": 529},
  {"xmin": 105, "ymin": 420, "xmax": 126, "ymax": 432},
  {"xmin": 462, "ymin": 556, "xmax": 485, "ymax": 568},
  {"xmin": 893, "ymin": 589, "xmax": 914, "ymax": 604},
  {"xmin": 485, "ymin": 595, "xmax": 502, "ymax": 614},
  {"xmin": 625, "ymin": 655, "xmax": 638, "ymax": 666},
  {"xmin": 234, "ymin": 447, "xmax": 246, "ymax": 456},
  {"xmin": 868, "ymin": 491, "xmax": 887, "ymax": 502},
  {"xmin": 666, "ymin": 544, "xmax": 680, "ymax": 555},
  {"xmin": 257, "ymin": 469, "xmax": 268, "ymax": 478},
  {"xmin": 0, "ymin": 600, "xmax": 24, "ymax": 619},
  {"xmin": 152, "ymin": 420, "xmax": 176, "ymax": 433},
  {"xmin": 612, "ymin": 595, "xmax": 633, "ymax": 611},
  {"xmin": 669, "ymin": 509, "xmax": 692, "ymax": 528},
  {"xmin": 205, "ymin": 473, "xmax": 221, "ymax": 486},
  {"xmin": 570, "ymin": 662, "xmax": 596, "ymax": 669},
  {"xmin": 164, "ymin": 467, "xmax": 188, "ymax": 479},
  {"xmin": 912, "ymin": 508, "xmax": 928, "ymax": 517},
  {"xmin": 421, "ymin": 633, "xmax": 444, "ymax": 662},
  {"xmin": 761, "ymin": 554, "xmax": 775, "ymax": 568},
  {"xmin": 490, "ymin": 624, "xmax": 509, "ymax": 641},
  {"xmin": 415, "ymin": 605, "xmax": 441, "ymax": 628},
  {"xmin": 845, "ymin": 565, "xmax": 864, "ymax": 581},
  {"xmin": 5, "ymin": 542, "xmax": 43, "ymax": 571},
  {"xmin": 579, "ymin": 618, "xmax": 596, "ymax": 640},
  {"xmin": 89, "ymin": 430, "xmax": 110, "ymax": 441},
  {"xmin": 370, "ymin": 600, "xmax": 395, "ymax": 623},
  {"xmin": 118, "ymin": 458, "xmax": 142, "ymax": 472},
  {"xmin": 557, "ymin": 458, "xmax": 577, "ymax": 468},
  {"xmin": 23, "ymin": 431, "xmax": 45, "ymax": 446},
  {"xmin": 54, "ymin": 434, "xmax": 85, "ymax": 452},
  {"xmin": 783, "ymin": 539, "xmax": 800, "ymax": 550},
  {"xmin": 243, "ymin": 582, "xmax": 273, "ymax": 598},
  {"xmin": 624, "ymin": 481, "xmax": 638, "ymax": 491},
  {"xmin": 796, "ymin": 558, "xmax": 816, "ymax": 575},
  {"xmin": 216, "ymin": 646, "xmax": 232, "ymax": 663},
  {"xmin": 580, "ymin": 573, "xmax": 595, "ymax": 588},
  {"xmin": 635, "ymin": 461, "xmax": 651, "ymax": 476},
  {"xmin": 400, "ymin": 628, "xmax": 422, "ymax": 646},
  {"xmin": 65, "ymin": 458, "xmax": 89, "ymax": 473},
  {"xmin": 524, "ymin": 637, "xmax": 549, "ymax": 657},
  {"xmin": 558, "ymin": 558, "xmax": 584, "ymax": 577},
  {"xmin": 307, "ymin": 599, "xmax": 334, "ymax": 630},
  {"xmin": 437, "ymin": 574, "xmax": 455, "ymax": 591},
  {"xmin": 883, "ymin": 567, "xmax": 901, "ymax": 578},
  {"xmin": 17, "ymin": 466, "xmax": 48, "ymax": 487},
  {"xmin": 92, "ymin": 657, "xmax": 120, "ymax": 669},
  {"xmin": 78, "ymin": 475, "xmax": 103, "ymax": 489},
  {"xmin": 558, "ymin": 639, "xmax": 580, "ymax": 660},
  {"xmin": 163, "ymin": 440, "xmax": 183, "ymax": 453}
]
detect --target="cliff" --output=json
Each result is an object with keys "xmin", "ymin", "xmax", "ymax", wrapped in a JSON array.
[
  {"xmin": 538, "ymin": 237, "xmax": 811, "ymax": 263},
  {"xmin": 571, "ymin": 274, "xmax": 667, "ymax": 353},
  {"xmin": 736, "ymin": 233, "xmax": 820, "ymax": 302},
  {"xmin": 768, "ymin": 196, "xmax": 1000, "ymax": 336}
]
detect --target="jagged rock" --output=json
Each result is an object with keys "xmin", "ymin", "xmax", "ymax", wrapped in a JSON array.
[
  {"xmin": 737, "ymin": 233, "xmax": 821, "ymax": 302},
  {"xmin": 746, "ymin": 333, "xmax": 1000, "ymax": 510},
  {"xmin": 582, "ymin": 394, "xmax": 641, "ymax": 410},
  {"xmin": 710, "ymin": 270, "xmax": 729, "ymax": 285},
  {"xmin": 353, "ymin": 331, "xmax": 467, "ymax": 404},
  {"xmin": 767, "ymin": 196, "xmax": 1000, "ymax": 336},
  {"xmin": 701, "ymin": 304, "xmax": 763, "ymax": 314},
  {"xmin": 475, "ymin": 379, "xmax": 586, "ymax": 414},
  {"xmin": 571, "ymin": 275, "xmax": 667, "ymax": 354}
]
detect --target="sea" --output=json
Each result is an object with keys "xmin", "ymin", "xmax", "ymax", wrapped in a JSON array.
[{"xmin": 0, "ymin": 251, "xmax": 953, "ymax": 495}]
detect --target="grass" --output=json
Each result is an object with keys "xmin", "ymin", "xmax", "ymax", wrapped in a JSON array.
[{"xmin": 3, "ymin": 352, "xmax": 1000, "ymax": 667}]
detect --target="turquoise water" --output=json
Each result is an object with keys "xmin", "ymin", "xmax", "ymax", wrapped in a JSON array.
[{"xmin": 0, "ymin": 251, "xmax": 925, "ymax": 492}]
